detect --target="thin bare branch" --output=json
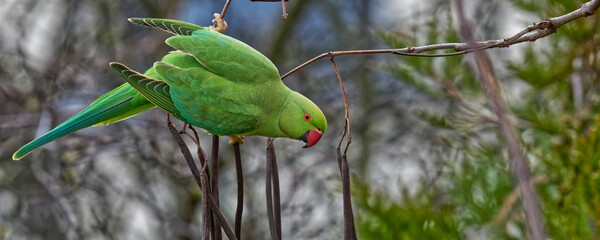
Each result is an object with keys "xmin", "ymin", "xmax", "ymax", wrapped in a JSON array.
[
  {"xmin": 281, "ymin": 0, "xmax": 288, "ymax": 20},
  {"xmin": 188, "ymin": 125, "xmax": 208, "ymax": 169},
  {"xmin": 280, "ymin": 0, "xmax": 600, "ymax": 79},
  {"xmin": 219, "ymin": 0, "xmax": 232, "ymax": 20},
  {"xmin": 249, "ymin": 0, "xmax": 289, "ymax": 20},
  {"xmin": 206, "ymin": 189, "xmax": 238, "ymax": 240},
  {"xmin": 168, "ymin": 122, "xmax": 203, "ymax": 187},
  {"xmin": 329, "ymin": 55, "xmax": 352, "ymax": 155},
  {"xmin": 329, "ymin": 56, "xmax": 356, "ymax": 240},
  {"xmin": 167, "ymin": 121, "xmax": 238, "ymax": 240}
]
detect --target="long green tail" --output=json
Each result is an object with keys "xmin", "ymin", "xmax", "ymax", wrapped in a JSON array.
[
  {"xmin": 12, "ymin": 18, "xmax": 207, "ymax": 160},
  {"xmin": 12, "ymin": 84, "xmax": 154, "ymax": 160}
]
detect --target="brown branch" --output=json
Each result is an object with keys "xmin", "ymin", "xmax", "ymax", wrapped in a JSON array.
[
  {"xmin": 187, "ymin": 124, "xmax": 215, "ymax": 239},
  {"xmin": 329, "ymin": 55, "xmax": 352, "ymax": 155},
  {"xmin": 280, "ymin": 0, "xmax": 600, "ymax": 79},
  {"xmin": 206, "ymin": 188, "xmax": 238, "ymax": 240},
  {"xmin": 188, "ymin": 125, "xmax": 208, "ymax": 171},
  {"xmin": 329, "ymin": 56, "xmax": 357, "ymax": 240},
  {"xmin": 281, "ymin": 0, "xmax": 288, "ymax": 20},
  {"xmin": 168, "ymin": 122, "xmax": 204, "ymax": 186},
  {"xmin": 249, "ymin": 0, "xmax": 289, "ymax": 20},
  {"xmin": 453, "ymin": 0, "xmax": 546, "ymax": 239},
  {"xmin": 219, "ymin": 0, "xmax": 232, "ymax": 20},
  {"xmin": 167, "ymin": 121, "xmax": 238, "ymax": 240}
]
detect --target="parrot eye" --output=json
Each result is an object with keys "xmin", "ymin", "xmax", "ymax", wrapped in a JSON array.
[{"xmin": 304, "ymin": 113, "xmax": 311, "ymax": 122}]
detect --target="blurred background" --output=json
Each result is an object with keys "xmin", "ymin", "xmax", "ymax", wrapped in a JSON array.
[{"xmin": 1, "ymin": 0, "xmax": 599, "ymax": 239}]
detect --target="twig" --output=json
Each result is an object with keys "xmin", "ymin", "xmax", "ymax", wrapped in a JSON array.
[
  {"xmin": 167, "ymin": 121, "xmax": 238, "ymax": 240},
  {"xmin": 249, "ymin": 0, "xmax": 289, "ymax": 20},
  {"xmin": 219, "ymin": 0, "xmax": 232, "ymax": 20},
  {"xmin": 234, "ymin": 143, "xmax": 244, "ymax": 240},
  {"xmin": 168, "ymin": 122, "xmax": 203, "ymax": 186},
  {"xmin": 453, "ymin": 0, "xmax": 546, "ymax": 239},
  {"xmin": 207, "ymin": 189, "xmax": 238, "ymax": 240},
  {"xmin": 281, "ymin": 0, "xmax": 288, "ymax": 20},
  {"xmin": 188, "ymin": 125, "xmax": 209, "ymax": 175},
  {"xmin": 187, "ymin": 125, "xmax": 215, "ymax": 239},
  {"xmin": 329, "ymin": 55, "xmax": 352, "ymax": 155},
  {"xmin": 280, "ymin": 0, "xmax": 600, "ymax": 80},
  {"xmin": 329, "ymin": 56, "xmax": 356, "ymax": 240}
]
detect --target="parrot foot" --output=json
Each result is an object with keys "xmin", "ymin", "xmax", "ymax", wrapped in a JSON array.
[
  {"xmin": 209, "ymin": 13, "xmax": 228, "ymax": 34},
  {"xmin": 228, "ymin": 135, "xmax": 245, "ymax": 146}
]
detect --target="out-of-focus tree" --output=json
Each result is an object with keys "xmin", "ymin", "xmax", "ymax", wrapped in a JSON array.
[
  {"xmin": 1, "ymin": 0, "xmax": 598, "ymax": 239},
  {"xmin": 354, "ymin": 0, "xmax": 600, "ymax": 239},
  {"xmin": 0, "ymin": 0, "xmax": 383, "ymax": 239}
]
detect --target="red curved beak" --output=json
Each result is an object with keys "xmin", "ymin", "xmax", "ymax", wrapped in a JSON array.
[{"xmin": 302, "ymin": 129, "xmax": 323, "ymax": 148}]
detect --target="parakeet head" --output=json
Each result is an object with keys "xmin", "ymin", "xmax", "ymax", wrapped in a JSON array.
[{"xmin": 279, "ymin": 92, "xmax": 327, "ymax": 148}]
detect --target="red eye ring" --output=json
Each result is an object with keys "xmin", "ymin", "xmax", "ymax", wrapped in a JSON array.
[{"xmin": 304, "ymin": 113, "xmax": 311, "ymax": 122}]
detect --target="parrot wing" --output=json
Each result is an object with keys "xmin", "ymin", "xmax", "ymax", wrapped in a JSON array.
[
  {"xmin": 109, "ymin": 62, "xmax": 184, "ymax": 119},
  {"xmin": 128, "ymin": 18, "xmax": 204, "ymax": 36},
  {"xmin": 164, "ymin": 29, "xmax": 281, "ymax": 85},
  {"xmin": 153, "ymin": 61, "xmax": 261, "ymax": 136}
]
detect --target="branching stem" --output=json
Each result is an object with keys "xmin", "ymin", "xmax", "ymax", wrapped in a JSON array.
[
  {"xmin": 329, "ymin": 56, "xmax": 356, "ymax": 240},
  {"xmin": 167, "ymin": 121, "xmax": 237, "ymax": 240},
  {"xmin": 280, "ymin": 0, "xmax": 600, "ymax": 80}
]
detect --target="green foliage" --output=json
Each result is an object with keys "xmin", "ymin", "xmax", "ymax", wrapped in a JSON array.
[
  {"xmin": 355, "ymin": 145, "xmax": 516, "ymax": 239},
  {"xmin": 354, "ymin": 178, "xmax": 462, "ymax": 240},
  {"xmin": 538, "ymin": 115, "xmax": 600, "ymax": 239},
  {"xmin": 375, "ymin": 9, "xmax": 481, "ymax": 100},
  {"xmin": 355, "ymin": 0, "xmax": 600, "ymax": 239}
]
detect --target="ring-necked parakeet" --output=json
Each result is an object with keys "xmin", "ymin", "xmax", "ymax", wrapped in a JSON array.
[{"xmin": 12, "ymin": 18, "xmax": 327, "ymax": 160}]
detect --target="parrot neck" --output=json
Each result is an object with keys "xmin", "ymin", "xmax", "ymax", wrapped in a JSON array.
[
  {"xmin": 277, "ymin": 92, "xmax": 293, "ymax": 120},
  {"xmin": 277, "ymin": 90, "xmax": 313, "ymax": 140},
  {"xmin": 274, "ymin": 91, "xmax": 294, "ymax": 137}
]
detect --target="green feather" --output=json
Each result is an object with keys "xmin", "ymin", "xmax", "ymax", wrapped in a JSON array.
[
  {"xmin": 164, "ymin": 30, "xmax": 281, "ymax": 84},
  {"xmin": 109, "ymin": 62, "xmax": 183, "ymax": 119},
  {"xmin": 153, "ymin": 61, "xmax": 262, "ymax": 135},
  {"xmin": 127, "ymin": 18, "xmax": 204, "ymax": 36},
  {"xmin": 12, "ymin": 86, "xmax": 152, "ymax": 160},
  {"xmin": 91, "ymin": 84, "xmax": 154, "ymax": 126}
]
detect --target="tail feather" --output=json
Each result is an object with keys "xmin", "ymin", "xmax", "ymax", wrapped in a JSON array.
[{"xmin": 12, "ymin": 86, "xmax": 151, "ymax": 160}]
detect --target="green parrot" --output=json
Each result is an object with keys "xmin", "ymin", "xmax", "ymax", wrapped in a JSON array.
[{"xmin": 12, "ymin": 18, "xmax": 327, "ymax": 160}]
